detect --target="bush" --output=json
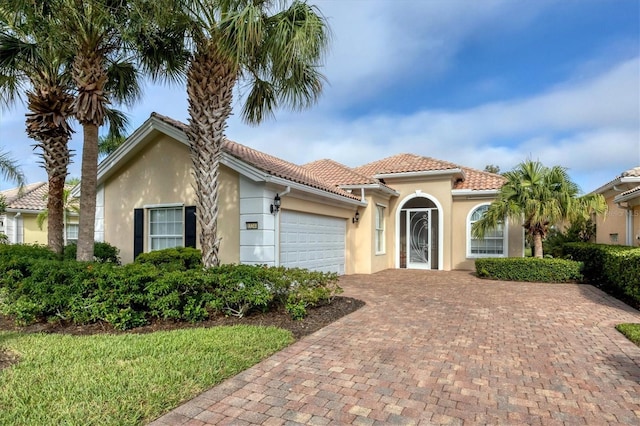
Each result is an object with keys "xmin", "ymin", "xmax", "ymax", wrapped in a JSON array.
[
  {"xmin": 564, "ymin": 242, "xmax": 640, "ymax": 305},
  {"xmin": 475, "ymin": 257, "xmax": 583, "ymax": 282},
  {"xmin": 0, "ymin": 251, "xmax": 343, "ymax": 328},
  {"xmin": 134, "ymin": 247, "xmax": 202, "ymax": 271},
  {"xmin": 63, "ymin": 242, "xmax": 121, "ymax": 264}
]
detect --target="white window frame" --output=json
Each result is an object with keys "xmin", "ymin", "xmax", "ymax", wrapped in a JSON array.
[
  {"xmin": 375, "ymin": 204, "xmax": 386, "ymax": 255},
  {"xmin": 148, "ymin": 205, "xmax": 184, "ymax": 251},
  {"xmin": 66, "ymin": 223, "xmax": 79, "ymax": 244},
  {"xmin": 467, "ymin": 203, "xmax": 507, "ymax": 258}
]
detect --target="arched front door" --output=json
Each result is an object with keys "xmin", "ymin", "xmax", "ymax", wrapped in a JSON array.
[{"xmin": 399, "ymin": 196, "xmax": 440, "ymax": 270}]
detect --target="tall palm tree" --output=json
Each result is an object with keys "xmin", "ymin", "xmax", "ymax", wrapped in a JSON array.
[
  {"xmin": 0, "ymin": 2, "xmax": 74, "ymax": 254},
  {"xmin": 53, "ymin": 0, "xmax": 188, "ymax": 260},
  {"xmin": 180, "ymin": 0, "xmax": 329, "ymax": 267},
  {"xmin": 36, "ymin": 184, "xmax": 80, "ymax": 246},
  {"xmin": 472, "ymin": 160, "xmax": 608, "ymax": 258}
]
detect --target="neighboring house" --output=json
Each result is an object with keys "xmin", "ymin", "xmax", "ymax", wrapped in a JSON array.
[
  {"xmin": 0, "ymin": 182, "xmax": 79, "ymax": 245},
  {"xmin": 88, "ymin": 112, "xmax": 524, "ymax": 274},
  {"xmin": 592, "ymin": 166, "xmax": 640, "ymax": 247}
]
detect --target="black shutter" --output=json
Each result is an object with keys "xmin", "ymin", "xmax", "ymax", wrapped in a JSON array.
[
  {"xmin": 185, "ymin": 206, "xmax": 196, "ymax": 248},
  {"xmin": 133, "ymin": 208, "xmax": 144, "ymax": 259}
]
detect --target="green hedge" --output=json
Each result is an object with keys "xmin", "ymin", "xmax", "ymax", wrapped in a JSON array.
[
  {"xmin": 564, "ymin": 242, "xmax": 640, "ymax": 304},
  {"xmin": 134, "ymin": 247, "xmax": 203, "ymax": 271},
  {"xmin": 63, "ymin": 242, "xmax": 121, "ymax": 264},
  {"xmin": 475, "ymin": 257, "xmax": 583, "ymax": 282},
  {"xmin": 0, "ymin": 245, "xmax": 342, "ymax": 329}
]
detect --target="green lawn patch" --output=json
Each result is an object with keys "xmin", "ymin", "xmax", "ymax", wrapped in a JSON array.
[
  {"xmin": 0, "ymin": 326, "xmax": 292, "ymax": 425},
  {"xmin": 616, "ymin": 323, "xmax": 640, "ymax": 347}
]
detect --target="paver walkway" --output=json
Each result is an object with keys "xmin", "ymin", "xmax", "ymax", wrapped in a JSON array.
[{"xmin": 150, "ymin": 270, "xmax": 640, "ymax": 425}]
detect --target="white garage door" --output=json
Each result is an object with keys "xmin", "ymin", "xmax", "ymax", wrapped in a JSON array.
[{"xmin": 280, "ymin": 210, "xmax": 346, "ymax": 275}]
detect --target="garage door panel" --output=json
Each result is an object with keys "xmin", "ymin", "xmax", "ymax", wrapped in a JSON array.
[{"xmin": 280, "ymin": 211, "xmax": 346, "ymax": 275}]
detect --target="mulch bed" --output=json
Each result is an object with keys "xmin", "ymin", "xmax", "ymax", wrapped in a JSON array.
[{"xmin": 0, "ymin": 296, "xmax": 365, "ymax": 371}]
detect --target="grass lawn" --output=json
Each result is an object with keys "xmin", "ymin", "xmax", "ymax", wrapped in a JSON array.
[
  {"xmin": 0, "ymin": 325, "xmax": 292, "ymax": 425},
  {"xmin": 616, "ymin": 323, "xmax": 640, "ymax": 346}
]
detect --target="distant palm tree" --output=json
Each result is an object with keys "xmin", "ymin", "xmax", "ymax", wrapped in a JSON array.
[
  {"xmin": 0, "ymin": 148, "xmax": 25, "ymax": 189},
  {"xmin": 180, "ymin": 0, "xmax": 330, "ymax": 267},
  {"xmin": 472, "ymin": 160, "xmax": 607, "ymax": 258}
]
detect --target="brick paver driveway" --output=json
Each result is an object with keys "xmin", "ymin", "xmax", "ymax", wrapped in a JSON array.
[{"xmin": 151, "ymin": 270, "xmax": 640, "ymax": 425}]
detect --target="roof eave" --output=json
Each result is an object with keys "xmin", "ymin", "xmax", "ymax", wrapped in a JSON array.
[
  {"xmin": 339, "ymin": 184, "xmax": 400, "ymax": 197},
  {"xmin": 451, "ymin": 189, "xmax": 500, "ymax": 197},
  {"xmin": 374, "ymin": 168, "xmax": 465, "ymax": 180}
]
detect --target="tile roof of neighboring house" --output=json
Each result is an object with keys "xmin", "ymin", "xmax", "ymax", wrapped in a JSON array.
[
  {"xmin": 354, "ymin": 153, "xmax": 461, "ymax": 177},
  {"xmin": 303, "ymin": 159, "xmax": 380, "ymax": 186},
  {"xmin": 454, "ymin": 167, "xmax": 506, "ymax": 190},
  {"xmin": 614, "ymin": 184, "xmax": 640, "ymax": 203},
  {"xmin": 591, "ymin": 165, "xmax": 640, "ymax": 194},
  {"xmin": 1, "ymin": 182, "xmax": 48, "ymax": 211},
  {"xmin": 622, "ymin": 166, "xmax": 640, "ymax": 177},
  {"xmin": 151, "ymin": 113, "xmax": 361, "ymax": 201}
]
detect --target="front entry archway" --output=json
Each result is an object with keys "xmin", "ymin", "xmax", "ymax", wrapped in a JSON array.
[{"xmin": 397, "ymin": 194, "xmax": 442, "ymax": 270}]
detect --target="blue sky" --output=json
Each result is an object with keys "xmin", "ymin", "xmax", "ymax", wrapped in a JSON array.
[{"xmin": 1, "ymin": 0, "xmax": 639, "ymax": 193}]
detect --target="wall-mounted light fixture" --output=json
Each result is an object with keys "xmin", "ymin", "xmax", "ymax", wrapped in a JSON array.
[
  {"xmin": 270, "ymin": 193, "xmax": 281, "ymax": 214},
  {"xmin": 352, "ymin": 211, "xmax": 360, "ymax": 224}
]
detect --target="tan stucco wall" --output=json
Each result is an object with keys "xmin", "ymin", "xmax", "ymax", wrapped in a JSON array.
[
  {"xmin": 22, "ymin": 214, "xmax": 47, "ymax": 245},
  {"xmin": 595, "ymin": 193, "xmax": 628, "ymax": 245},
  {"xmin": 103, "ymin": 133, "xmax": 240, "ymax": 264}
]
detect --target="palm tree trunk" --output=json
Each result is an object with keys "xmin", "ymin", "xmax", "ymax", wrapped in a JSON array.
[
  {"xmin": 186, "ymin": 47, "xmax": 237, "ymax": 268},
  {"xmin": 533, "ymin": 232, "xmax": 544, "ymax": 258},
  {"xmin": 77, "ymin": 122, "xmax": 98, "ymax": 261},
  {"xmin": 47, "ymin": 172, "xmax": 66, "ymax": 255}
]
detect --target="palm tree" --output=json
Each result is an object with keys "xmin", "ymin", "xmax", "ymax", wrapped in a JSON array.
[
  {"xmin": 36, "ymin": 184, "xmax": 80, "ymax": 246},
  {"xmin": 53, "ymin": 0, "xmax": 188, "ymax": 260},
  {"xmin": 472, "ymin": 160, "xmax": 607, "ymax": 258},
  {"xmin": 0, "ymin": 3, "xmax": 73, "ymax": 254},
  {"xmin": 0, "ymin": 148, "xmax": 25, "ymax": 189},
  {"xmin": 0, "ymin": 148, "xmax": 24, "ymax": 244},
  {"xmin": 180, "ymin": 0, "xmax": 329, "ymax": 267}
]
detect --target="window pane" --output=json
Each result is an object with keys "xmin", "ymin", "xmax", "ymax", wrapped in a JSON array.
[
  {"xmin": 469, "ymin": 205, "xmax": 503, "ymax": 256},
  {"xmin": 149, "ymin": 207, "xmax": 183, "ymax": 251}
]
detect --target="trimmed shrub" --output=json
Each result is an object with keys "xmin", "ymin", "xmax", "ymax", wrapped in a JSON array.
[
  {"xmin": 0, "ymin": 252, "xmax": 343, "ymax": 328},
  {"xmin": 564, "ymin": 242, "xmax": 640, "ymax": 305},
  {"xmin": 475, "ymin": 257, "xmax": 583, "ymax": 282},
  {"xmin": 63, "ymin": 242, "xmax": 121, "ymax": 264},
  {"xmin": 134, "ymin": 247, "xmax": 203, "ymax": 271}
]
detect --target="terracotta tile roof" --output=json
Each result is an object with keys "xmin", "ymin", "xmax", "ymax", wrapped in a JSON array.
[
  {"xmin": 1, "ymin": 182, "xmax": 48, "ymax": 211},
  {"xmin": 618, "ymin": 184, "xmax": 640, "ymax": 198},
  {"xmin": 303, "ymin": 159, "xmax": 379, "ymax": 186},
  {"xmin": 354, "ymin": 153, "xmax": 461, "ymax": 177},
  {"xmin": 151, "ymin": 113, "xmax": 361, "ymax": 201},
  {"xmin": 454, "ymin": 167, "xmax": 506, "ymax": 190}
]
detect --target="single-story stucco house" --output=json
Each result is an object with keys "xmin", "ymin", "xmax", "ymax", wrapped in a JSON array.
[
  {"xmin": 0, "ymin": 182, "xmax": 79, "ymax": 245},
  {"xmin": 82, "ymin": 112, "xmax": 523, "ymax": 274},
  {"xmin": 591, "ymin": 166, "xmax": 640, "ymax": 247}
]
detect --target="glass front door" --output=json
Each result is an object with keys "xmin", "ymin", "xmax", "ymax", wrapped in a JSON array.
[{"xmin": 406, "ymin": 209, "xmax": 431, "ymax": 269}]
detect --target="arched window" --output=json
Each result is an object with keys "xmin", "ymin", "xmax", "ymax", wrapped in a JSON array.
[{"xmin": 467, "ymin": 204, "xmax": 506, "ymax": 257}]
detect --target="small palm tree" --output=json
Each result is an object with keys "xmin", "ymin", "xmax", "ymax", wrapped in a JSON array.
[
  {"xmin": 180, "ymin": 0, "xmax": 330, "ymax": 267},
  {"xmin": 0, "ymin": 148, "xmax": 25, "ymax": 188},
  {"xmin": 36, "ymin": 184, "xmax": 80, "ymax": 245},
  {"xmin": 472, "ymin": 160, "xmax": 607, "ymax": 258}
]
